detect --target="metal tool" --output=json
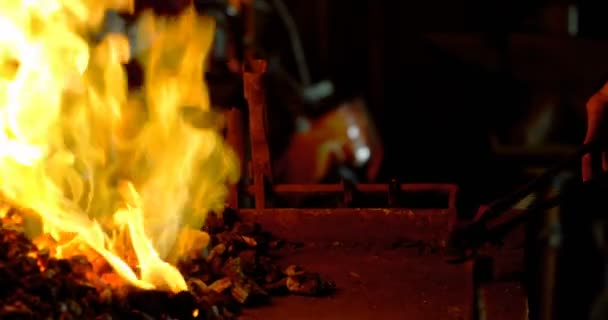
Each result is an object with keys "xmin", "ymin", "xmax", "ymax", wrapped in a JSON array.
[{"xmin": 446, "ymin": 140, "xmax": 603, "ymax": 262}]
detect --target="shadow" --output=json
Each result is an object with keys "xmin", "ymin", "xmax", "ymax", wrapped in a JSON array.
[{"xmin": 380, "ymin": 33, "xmax": 527, "ymax": 216}]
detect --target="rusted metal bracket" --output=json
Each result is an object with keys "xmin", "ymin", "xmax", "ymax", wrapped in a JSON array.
[
  {"xmin": 240, "ymin": 58, "xmax": 459, "ymax": 211},
  {"xmin": 243, "ymin": 59, "xmax": 272, "ymax": 209}
]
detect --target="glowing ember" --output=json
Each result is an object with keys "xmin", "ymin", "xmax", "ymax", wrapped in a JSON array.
[{"xmin": 0, "ymin": 0, "xmax": 239, "ymax": 293}]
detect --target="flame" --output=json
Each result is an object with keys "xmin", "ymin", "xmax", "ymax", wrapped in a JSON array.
[{"xmin": 0, "ymin": 0, "xmax": 239, "ymax": 292}]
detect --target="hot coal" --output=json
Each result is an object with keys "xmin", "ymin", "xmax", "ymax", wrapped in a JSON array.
[
  {"xmin": 0, "ymin": 207, "xmax": 334, "ymax": 319},
  {"xmin": 177, "ymin": 207, "xmax": 335, "ymax": 316}
]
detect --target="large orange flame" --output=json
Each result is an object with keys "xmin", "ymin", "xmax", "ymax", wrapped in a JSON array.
[{"xmin": 0, "ymin": 0, "xmax": 239, "ymax": 292}]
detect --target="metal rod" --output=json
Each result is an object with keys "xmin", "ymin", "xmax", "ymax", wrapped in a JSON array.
[
  {"xmin": 467, "ymin": 173, "xmax": 608, "ymax": 250},
  {"xmin": 477, "ymin": 141, "xmax": 600, "ymax": 225},
  {"xmin": 243, "ymin": 59, "xmax": 273, "ymax": 209},
  {"xmin": 540, "ymin": 181, "xmax": 562, "ymax": 320},
  {"xmin": 245, "ymin": 183, "xmax": 459, "ymax": 209}
]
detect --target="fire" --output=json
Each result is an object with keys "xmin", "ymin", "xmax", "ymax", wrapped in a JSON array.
[{"xmin": 0, "ymin": 0, "xmax": 239, "ymax": 293}]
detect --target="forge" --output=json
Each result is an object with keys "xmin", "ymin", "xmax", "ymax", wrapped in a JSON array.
[{"xmin": 0, "ymin": 1, "xmax": 538, "ymax": 320}]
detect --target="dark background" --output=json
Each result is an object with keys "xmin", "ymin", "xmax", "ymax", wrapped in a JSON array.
[{"xmin": 267, "ymin": 0, "xmax": 608, "ymax": 208}]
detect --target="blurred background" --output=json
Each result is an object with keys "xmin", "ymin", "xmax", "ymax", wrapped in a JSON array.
[
  {"xmin": 247, "ymin": 0, "xmax": 608, "ymax": 211},
  {"xmin": 126, "ymin": 0, "xmax": 608, "ymax": 213}
]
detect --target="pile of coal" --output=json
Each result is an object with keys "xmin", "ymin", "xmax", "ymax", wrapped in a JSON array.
[
  {"xmin": 179, "ymin": 208, "xmax": 335, "ymax": 318},
  {"xmin": 0, "ymin": 209, "xmax": 215, "ymax": 319},
  {"xmin": 0, "ymin": 207, "xmax": 334, "ymax": 319}
]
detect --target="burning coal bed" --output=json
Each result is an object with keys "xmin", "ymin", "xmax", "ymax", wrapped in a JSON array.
[{"xmin": 0, "ymin": 207, "xmax": 334, "ymax": 319}]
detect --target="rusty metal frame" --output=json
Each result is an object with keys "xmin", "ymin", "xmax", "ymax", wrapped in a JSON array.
[{"xmin": 227, "ymin": 59, "xmax": 459, "ymax": 212}]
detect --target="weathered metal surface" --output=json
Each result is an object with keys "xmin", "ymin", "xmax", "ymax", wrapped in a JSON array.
[
  {"xmin": 241, "ymin": 246, "xmax": 474, "ymax": 320},
  {"xmin": 238, "ymin": 208, "xmax": 455, "ymax": 246}
]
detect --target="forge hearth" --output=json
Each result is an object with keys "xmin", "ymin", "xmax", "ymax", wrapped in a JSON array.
[
  {"xmin": 1, "ymin": 200, "xmax": 529, "ymax": 320},
  {"xmin": 237, "ymin": 206, "xmax": 526, "ymax": 320}
]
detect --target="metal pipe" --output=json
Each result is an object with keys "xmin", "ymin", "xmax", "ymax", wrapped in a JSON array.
[{"xmin": 246, "ymin": 183, "xmax": 459, "ymax": 209}]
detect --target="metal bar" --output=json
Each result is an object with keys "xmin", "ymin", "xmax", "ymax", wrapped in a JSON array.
[
  {"xmin": 536, "ymin": 173, "xmax": 569, "ymax": 320},
  {"xmin": 478, "ymin": 141, "xmax": 599, "ymax": 225},
  {"xmin": 388, "ymin": 179, "xmax": 399, "ymax": 207},
  {"xmin": 246, "ymin": 183, "xmax": 459, "ymax": 209},
  {"xmin": 243, "ymin": 59, "xmax": 272, "ymax": 209},
  {"xmin": 540, "ymin": 206, "xmax": 560, "ymax": 320}
]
